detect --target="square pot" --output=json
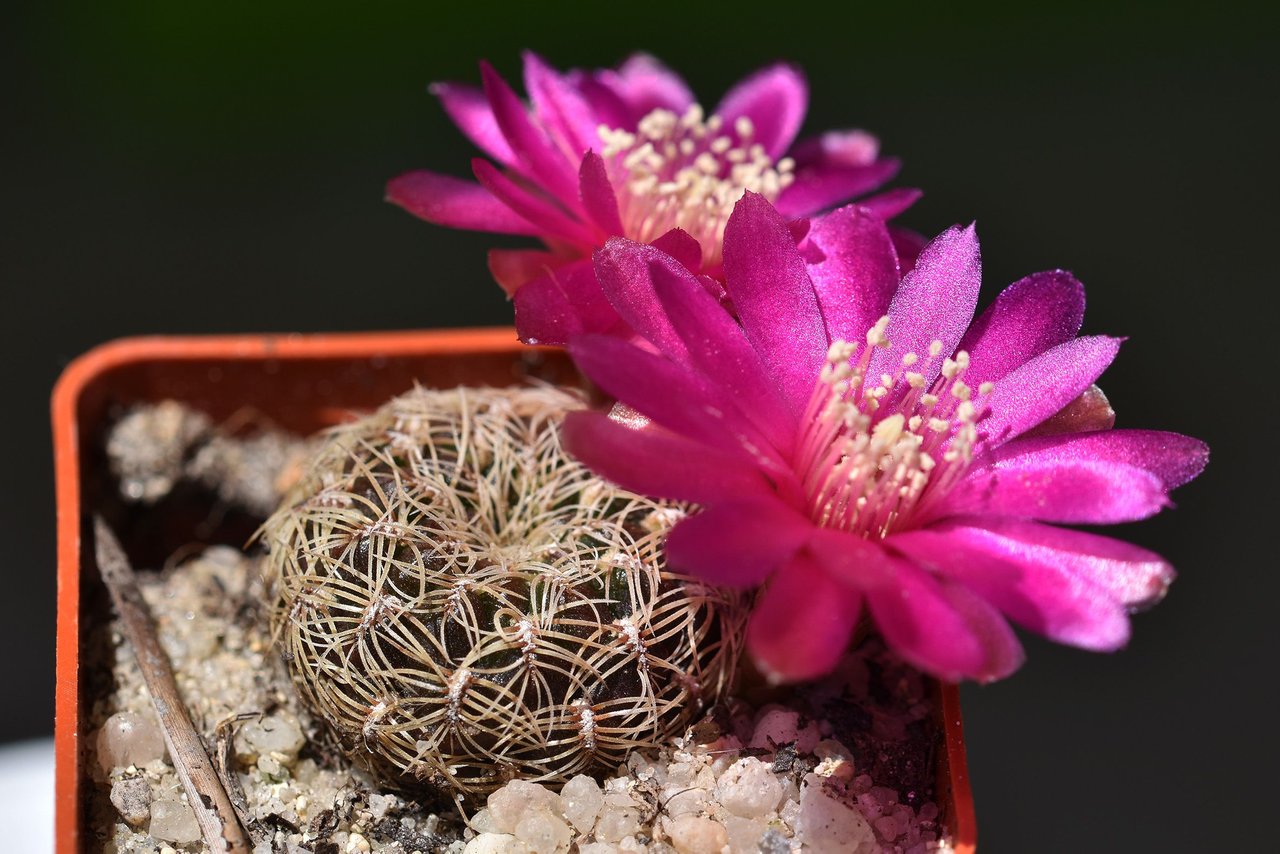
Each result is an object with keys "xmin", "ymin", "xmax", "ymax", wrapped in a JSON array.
[{"xmin": 52, "ymin": 328, "xmax": 976, "ymax": 852}]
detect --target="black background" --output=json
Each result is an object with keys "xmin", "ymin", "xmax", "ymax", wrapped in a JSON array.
[{"xmin": 5, "ymin": 2, "xmax": 1277, "ymax": 850}]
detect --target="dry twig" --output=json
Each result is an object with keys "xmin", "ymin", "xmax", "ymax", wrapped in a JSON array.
[{"xmin": 94, "ymin": 517, "xmax": 253, "ymax": 854}]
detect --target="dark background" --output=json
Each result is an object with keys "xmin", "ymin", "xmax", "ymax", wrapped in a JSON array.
[{"xmin": 5, "ymin": 2, "xmax": 1277, "ymax": 850}]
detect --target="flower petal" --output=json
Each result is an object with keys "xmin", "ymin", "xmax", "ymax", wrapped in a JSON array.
[
  {"xmin": 592, "ymin": 238, "xmax": 694, "ymax": 363},
  {"xmin": 488, "ymin": 249, "xmax": 563, "ymax": 297},
  {"xmin": 385, "ymin": 170, "xmax": 542, "ymax": 235},
  {"xmin": 802, "ymin": 204, "xmax": 901, "ymax": 346},
  {"xmin": 513, "ymin": 259, "xmax": 620, "ymax": 345},
  {"xmin": 606, "ymin": 53, "xmax": 696, "ymax": 121},
  {"xmin": 1023, "ymin": 384, "xmax": 1116, "ymax": 437},
  {"xmin": 980, "ymin": 429, "xmax": 1208, "ymax": 491},
  {"xmin": 941, "ymin": 459, "xmax": 1170, "ymax": 524},
  {"xmin": 471, "ymin": 159, "xmax": 592, "ymax": 245},
  {"xmin": 747, "ymin": 552, "xmax": 863, "ymax": 683},
  {"xmin": 578, "ymin": 152, "xmax": 625, "ymax": 237},
  {"xmin": 776, "ymin": 157, "xmax": 902, "ymax": 218},
  {"xmin": 714, "ymin": 63, "xmax": 808, "ymax": 158},
  {"xmin": 522, "ymin": 51, "xmax": 599, "ymax": 158},
  {"xmin": 650, "ymin": 228, "xmax": 704, "ymax": 274},
  {"xmin": 647, "ymin": 254, "xmax": 797, "ymax": 455},
  {"xmin": 561, "ymin": 411, "xmax": 773, "ymax": 505},
  {"xmin": 978, "ymin": 336, "xmax": 1122, "ymax": 447},
  {"xmin": 930, "ymin": 515, "xmax": 1176, "ymax": 609},
  {"xmin": 890, "ymin": 527, "xmax": 1132, "ymax": 651},
  {"xmin": 479, "ymin": 60, "xmax": 581, "ymax": 207},
  {"xmin": 870, "ymin": 224, "xmax": 982, "ymax": 386},
  {"xmin": 854, "ymin": 187, "xmax": 923, "ymax": 221},
  {"xmin": 959, "ymin": 270, "xmax": 1086, "ymax": 386},
  {"xmin": 430, "ymin": 82, "xmax": 516, "ymax": 167},
  {"xmin": 568, "ymin": 333, "xmax": 781, "ymax": 467},
  {"xmin": 722, "ymin": 193, "xmax": 828, "ymax": 415},
  {"xmin": 866, "ymin": 557, "xmax": 1023, "ymax": 682},
  {"xmin": 665, "ymin": 496, "xmax": 814, "ymax": 587}
]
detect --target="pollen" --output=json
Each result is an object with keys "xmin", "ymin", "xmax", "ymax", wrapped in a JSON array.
[
  {"xmin": 599, "ymin": 104, "xmax": 796, "ymax": 267},
  {"xmin": 796, "ymin": 324, "xmax": 989, "ymax": 539}
]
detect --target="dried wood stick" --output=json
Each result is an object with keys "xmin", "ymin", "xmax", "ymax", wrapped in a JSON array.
[{"xmin": 94, "ymin": 517, "xmax": 253, "ymax": 854}]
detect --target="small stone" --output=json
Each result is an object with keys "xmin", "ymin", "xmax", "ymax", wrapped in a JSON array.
[
  {"xmin": 716, "ymin": 757, "xmax": 783, "ymax": 818},
  {"xmin": 664, "ymin": 815, "xmax": 727, "ymax": 854},
  {"xmin": 757, "ymin": 829, "xmax": 790, "ymax": 854},
  {"xmin": 514, "ymin": 808, "xmax": 572, "ymax": 854},
  {"xmin": 96, "ymin": 711, "xmax": 167, "ymax": 773},
  {"xmin": 796, "ymin": 775, "xmax": 877, "ymax": 854},
  {"xmin": 721, "ymin": 814, "xmax": 768, "ymax": 852},
  {"xmin": 235, "ymin": 712, "xmax": 306, "ymax": 762},
  {"xmin": 487, "ymin": 781, "xmax": 564, "ymax": 835},
  {"xmin": 109, "ymin": 776, "xmax": 152, "ymax": 826},
  {"xmin": 749, "ymin": 707, "xmax": 820, "ymax": 755},
  {"xmin": 346, "ymin": 832, "xmax": 372, "ymax": 853},
  {"xmin": 149, "ymin": 798, "xmax": 201, "ymax": 844},
  {"xmin": 471, "ymin": 807, "xmax": 500, "ymax": 834},
  {"xmin": 560, "ymin": 774, "xmax": 603, "ymax": 833},
  {"xmin": 874, "ymin": 814, "xmax": 901, "ymax": 841},
  {"xmin": 594, "ymin": 802, "xmax": 642, "ymax": 843},
  {"xmin": 578, "ymin": 844, "xmax": 621, "ymax": 854},
  {"xmin": 661, "ymin": 783, "xmax": 709, "ymax": 818},
  {"xmin": 464, "ymin": 833, "xmax": 529, "ymax": 854}
]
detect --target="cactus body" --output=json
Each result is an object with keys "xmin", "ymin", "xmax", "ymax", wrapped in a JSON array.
[{"xmin": 263, "ymin": 386, "xmax": 748, "ymax": 795}]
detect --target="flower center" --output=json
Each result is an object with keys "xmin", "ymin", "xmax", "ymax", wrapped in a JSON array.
[
  {"xmin": 795, "ymin": 319, "xmax": 992, "ymax": 540},
  {"xmin": 599, "ymin": 105, "xmax": 796, "ymax": 268}
]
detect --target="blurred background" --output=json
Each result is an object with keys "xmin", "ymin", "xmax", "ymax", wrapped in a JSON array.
[{"xmin": 4, "ymin": 1, "xmax": 1276, "ymax": 850}]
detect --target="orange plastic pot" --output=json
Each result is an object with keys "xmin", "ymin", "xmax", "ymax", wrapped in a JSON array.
[{"xmin": 52, "ymin": 328, "xmax": 977, "ymax": 853}]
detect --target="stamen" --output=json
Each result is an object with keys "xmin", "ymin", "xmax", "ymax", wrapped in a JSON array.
[
  {"xmin": 796, "ymin": 332, "xmax": 990, "ymax": 539},
  {"xmin": 598, "ymin": 105, "xmax": 796, "ymax": 267}
]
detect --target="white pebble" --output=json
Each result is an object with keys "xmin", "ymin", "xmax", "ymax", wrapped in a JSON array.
[
  {"xmin": 514, "ymin": 807, "xmax": 572, "ymax": 853},
  {"xmin": 560, "ymin": 774, "xmax": 603, "ymax": 833},
  {"xmin": 716, "ymin": 757, "xmax": 783, "ymax": 818},
  {"xmin": 464, "ymin": 832, "xmax": 530, "ymax": 854},
  {"xmin": 96, "ymin": 711, "xmax": 167, "ymax": 773},
  {"xmin": 487, "ymin": 780, "xmax": 564, "ymax": 835},
  {"xmin": 750, "ymin": 706, "xmax": 821, "ymax": 754},
  {"xmin": 722, "ymin": 814, "xmax": 769, "ymax": 852},
  {"xmin": 665, "ymin": 814, "xmax": 728, "ymax": 854},
  {"xmin": 346, "ymin": 832, "xmax": 372, "ymax": 853},
  {"xmin": 149, "ymin": 798, "xmax": 200, "ymax": 844},
  {"xmin": 594, "ymin": 802, "xmax": 642, "ymax": 843},
  {"xmin": 796, "ymin": 774, "xmax": 877, "ymax": 854},
  {"xmin": 235, "ymin": 712, "xmax": 305, "ymax": 762}
]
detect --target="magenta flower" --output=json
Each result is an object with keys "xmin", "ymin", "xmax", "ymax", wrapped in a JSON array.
[
  {"xmin": 386, "ymin": 53, "xmax": 911, "ymax": 344},
  {"xmin": 561, "ymin": 193, "xmax": 1207, "ymax": 683}
]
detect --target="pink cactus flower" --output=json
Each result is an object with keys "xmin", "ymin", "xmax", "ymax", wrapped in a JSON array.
[
  {"xmin": 386, "ymin": 53, "xmax": 912, "ymax": 344},
  {"xmin": 561, "ymin": 193, "xmax": 1207, "ymax": 683}
]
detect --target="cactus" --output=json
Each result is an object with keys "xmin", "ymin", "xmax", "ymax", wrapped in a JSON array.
[{"xmin": 262, "ymin": 385, "xmax": 749, "ymax": 795}]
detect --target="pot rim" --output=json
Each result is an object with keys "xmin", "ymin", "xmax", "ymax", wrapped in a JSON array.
[{"xmin": 52, "ymin": 328, "xmax": 976, "ymax": 853}]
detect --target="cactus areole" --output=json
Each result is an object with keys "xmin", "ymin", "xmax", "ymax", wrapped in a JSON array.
[{"xmin": 263, "ymin": 386, "xmax": 749, "ymax": 795}]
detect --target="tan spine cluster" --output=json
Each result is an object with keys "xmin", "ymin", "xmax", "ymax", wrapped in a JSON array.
[{"xmin": 261, "ymin": 385, "xmax": 748, "ymax": 796}]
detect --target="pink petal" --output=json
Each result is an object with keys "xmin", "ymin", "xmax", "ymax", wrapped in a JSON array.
[
  {"xmin": 512, "ymin": 259, "xmax": 620, "ymax": 345},
  {"xmin": 890, "ymin": 227, "xmax": 928, "ymax": 273},
  {"xmin": 561, "ymin": 411, "xmax": 773, "ymax": 505},
  {"xmin": 722, "ymin": 192, "xmax": 828, "ymax": 415},
  {"xmin": 775, "ymin": 157, "xmax": 902, "ymax": 218},
  {"xmin": 958, "ymin": 270, "xmax": 1086, "ymax": 386},
  {"xmin": 789, "ymin": 130, "xmax": 881, "ymax": 168},
  {"xmin": 803, "ymin": 527, "xmax": 898, "ymax": 589},
  {"xmin": 747, "ymin": 552, "xmax": 863, "ymax": 683},
  {"xmin": 430, "ymin": 82, "xmax": 516, "ymax": 167},
  {"xmin": 385, "ymin": 170, "xmax": 542, "ymax": 235},
  {"xmin": 714, "ymin": 63, "xmax": 808, "ymax": 159},
  {"xmin": 1023, "ymin": 385, "xmax": 1116, "ymax": 437},
  {"xmin": 578, "ymin": 151, "xmax": 624, "ymax": 237},
  {"xmin": 932, "ymin": 515, "xmax": 1176, "ymax": 609},
  {"xmin": 854, "ymin": 187, "xmax": 923, "ymax": 220},
  {"xmin": 650, "ymin": 228, "xmax": 704, "ymax": 273},
  {"xmin": 592, "ymin": 238, "xmax": 696, "ymax": 363},
  {"xmin": 665, "ymin": 496, "xmax": 815, "ymax": 587},
  {"xmin": 522, "ymin": 51, "xmax": 599, "ymax": 158},
  {"xmin": 593, "ymin": 53, "xmax": 694, "ymax": 125},
  {"xmin": 488, "ymin": 248, "xmax": 564, "ymax": 297},
  {"xmin": 471, "ymin": 159, "xmax": 592, "ymax": 245},
  {"xmin": 801, "ymin": 204, "xmax": 901, "ymax": 346},
  {"xmin": 890, "ymin": 527, "xmax": 1131, "ymax": 651},
  {"xmin": 568, "ymin": 333, "xmax": 781, "ymax": 466},
  {"xmin": 479, "ymin": 61, "xmax": 581, "ymax": 207},
  {"xmin": 867, "ymin": 557, "xmax": 1023, "ymax": 683},
  {"xmin": 870, "ymin": 224, "xmax": 982, "ymax": 386},
  {"xmin": 980, "ymin": 429, "xmax": 1208, "ymax": 491},
  {"xmin": 941, "ymin": 459, "xmax": 1170, "ymax": 524},
  {"xmin": 978, "ymin": 336, "xmax": 1122, "ymax": 448},
  {"xmin": 647, "ymin": 254, "xmax": 797, "ymax": 455}
]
